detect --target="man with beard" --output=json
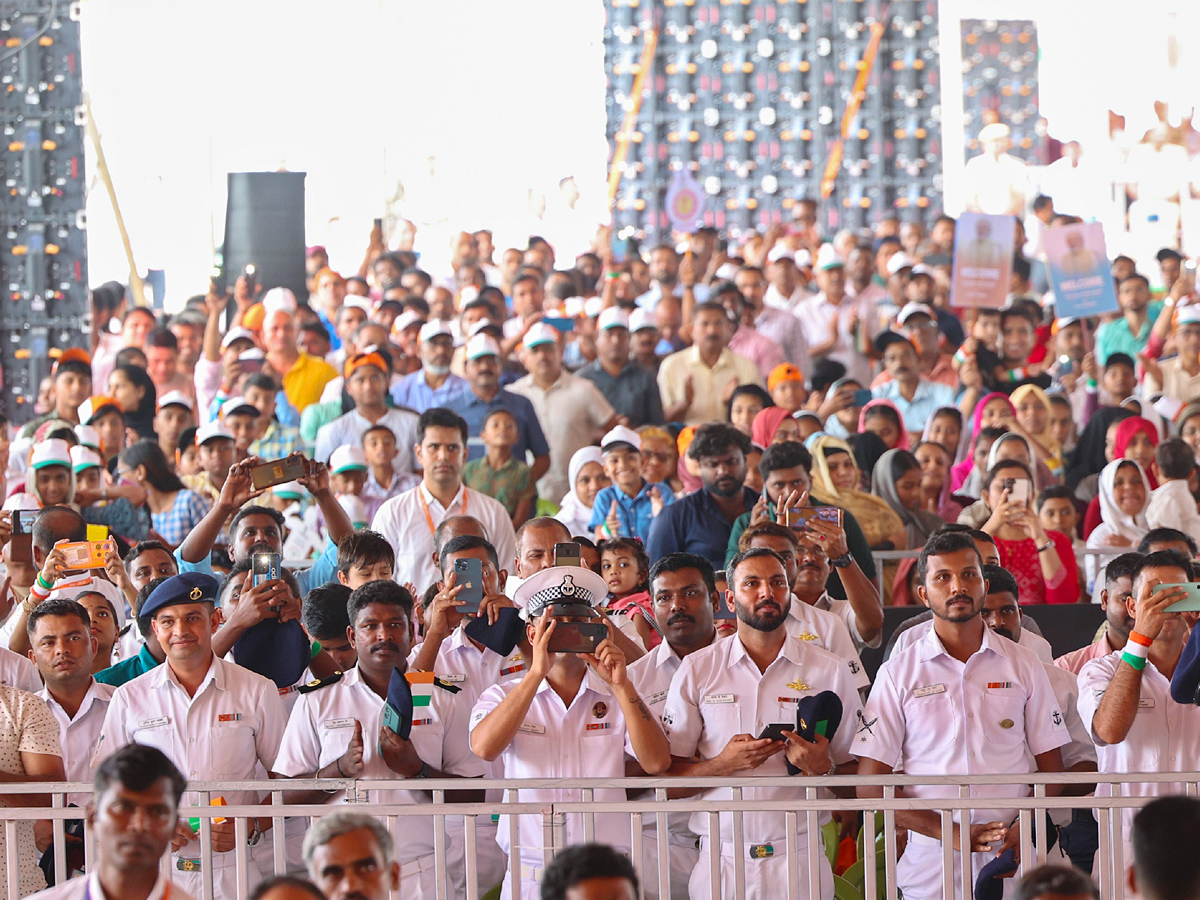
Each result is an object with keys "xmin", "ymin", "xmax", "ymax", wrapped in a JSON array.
[
  {"xmin": 1056, "ymin": 552, "xmax": 1141, "ymax": 674},
  {"xmin": 856, "ymin": 531, "xmax": 1068, "ymax": 900},
  {"xmin": 29, "ymin": 744, "xmax": 195, "ymax": 900},
  {"xmin": 660, "ymin": 548, "xmax": 862, "ymax": 900},
  {"xmin": 1079, "ymin": 551, "xmax": 1200, "ymax": 868},
  {"xmin": 274, "ymin": 579, "xmax": 482, "ymax": 900},
  {"xmin": 646, "ymin": 424, "xmax": 756, "ymax": 570},
  {"xmin": 392, "ymin": 319, "xmax": 468, "ymax": 413}
]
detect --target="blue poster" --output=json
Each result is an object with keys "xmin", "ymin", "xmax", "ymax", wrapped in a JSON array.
[{"xmin": 1044, "ymin": 222, "xmax": 1119, "ymax": 319}]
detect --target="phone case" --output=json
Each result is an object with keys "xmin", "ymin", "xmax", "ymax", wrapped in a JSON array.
[
  {"xmin": 251, "ymin": 457, "xmax": 306, "ymax": 490},
  {"xmin": 547, "ymin": 622, "xmax": 606, "ymax": 653},
  {"xmin": 1157, "ymin": 583, "xmax": 1200, "ymax": 613}
]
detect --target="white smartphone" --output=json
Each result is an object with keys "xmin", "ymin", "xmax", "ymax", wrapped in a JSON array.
[{"xmin": 1005, "ymin": 477, "xmax": 1031, "ymax": 506}]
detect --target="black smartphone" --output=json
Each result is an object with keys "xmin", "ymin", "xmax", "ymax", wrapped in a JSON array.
[
  {"xmin": 243, "ymin": 263, "xmax": 257, "ymax": 295},
  {"xmin": 851, "ymin": 388, "xmax": 873, "ymax": 407},
  {"xmin": 757, "ymin": 723, "xmax": 792, "ymax": 742},
  {"xmin": 373, "ymin": 217, "xmax": 383, "ymax": 230},
  {"xmin": 10, "ymin": 510, "xmax": 35, "ymax": 564},
  {"xmin": 251, "ymin": 456, "xmax": 306, "ymax": 490},
  {"xmin": 547, "ymin": 622, "xmax": 608, "ymax": 654},
  {"xmin": 454, "ymin": 558, "xmax": 484, "ymax": 616},
  {"xmin": 554, "ymin": 542, "xmax": 581, "ymax": 567},
  {"xmin": 252, "ymin": 551, "xmax": 281, "ymax": 589}
]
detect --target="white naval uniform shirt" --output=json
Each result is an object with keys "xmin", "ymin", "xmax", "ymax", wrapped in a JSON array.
[
  {"xmin": 470, "ymin": 670, "xmax": 638, "ymax": 863},
  {"xmin": 0, "ymin": 644, "xmax": 42, "ymax": 694},
  {"xmin": 273, "ymin": 664, "xmax": 483, "ymax": 863},
  {"xmin": 855, "ymin": 626, "xmax": 1068, "ymax": 899},
  {"xmin": 786, "ymin": 599, "xmax": 870, "ymax": 691},
  {"xmin": 661, "ymin": 631, "xmax": 862, "ymax": 845},
  {"xmin": 37, "ymin": 679, "xmax": 115, "ymax": 807},
  {"xmin": 95, "ymin": 655, "xmax": 286, "ymax": 893},
  {"xmin": 812, "ymin": 593, "xmax": 882, "ymax": 652},
  {"xmin": 1077, "ymin": 651, "xmax": 1200, "ymax": 852},
  {"xmin": 27, "ymin": 870, "xmax": 199, "ymax": 900},
  {"xmin": 370, "ymin": 484, "xmax": 518, "ymax": 594},
  {"xmin": 891, "ymin": 616, "xmax": 1055, "ymax": 664}
]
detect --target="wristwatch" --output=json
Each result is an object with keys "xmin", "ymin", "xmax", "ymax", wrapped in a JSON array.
[
  {"xmin": 830, "ymin": 553, "xmax": 853, "ymax": 569},
  {"xmin": 247, "ymin": 818, "xmax": 262, "ymax": 847}
]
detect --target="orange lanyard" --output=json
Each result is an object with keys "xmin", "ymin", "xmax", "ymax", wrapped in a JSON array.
[{"xmin": 416, "ymin": 487, "xmax": 467, "ymax": 535}]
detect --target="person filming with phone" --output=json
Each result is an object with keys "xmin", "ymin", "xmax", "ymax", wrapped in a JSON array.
[
  {"xmin": 469, "ymin": 565, "xmax": 669, "ymax": 900},
  {"xmin": 976, "ymin": 460, "xmax": 1077, "ymax": 604}
]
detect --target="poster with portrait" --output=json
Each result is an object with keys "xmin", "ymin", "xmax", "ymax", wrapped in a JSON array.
[
  {"xmin": 1044, "ymin": 222, "xmax": 1119, "ymax": 319},
  {"xmin": 950, "ymin": 212, "xmax": 1014, "ymax": 309}
]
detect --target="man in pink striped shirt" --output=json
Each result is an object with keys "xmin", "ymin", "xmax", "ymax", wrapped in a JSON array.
[{"xmin": 1055, "ymin": 552, "xmax": 1139, "ymax": 674}]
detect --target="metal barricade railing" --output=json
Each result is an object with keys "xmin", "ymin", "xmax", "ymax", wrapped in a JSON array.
[{"xmin": 5, "ymin": 770, "xmax": 1191, "ymax": 900}]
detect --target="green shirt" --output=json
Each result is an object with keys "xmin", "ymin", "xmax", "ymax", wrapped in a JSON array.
[
  {"xmin": 462, "ymin": 454, "xmax": 533, "ymax": 518},
  {"xmin": 1094, "ymin": 301, "xmax": 1162, "ymax": 366},
  {"xmin": 95, "ymin": 643, "xmax": 160, "ymax": 687}
]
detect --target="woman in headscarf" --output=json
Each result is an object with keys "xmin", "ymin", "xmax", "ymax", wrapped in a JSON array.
[
  {"xmin": 848, "ymin": 432, "xmax": 890, "ymax": 492},
  {"xmin": 750, "ymin": 406, "xmax": 801, "ymax": 447},
  {"xmin": 1063, "ymin": 406, "xmax": 1135, "ymax": 498},
  {"xmin": 913, "ymin": 440, "xmax": 959, "ymax": 522},
  {"xmin": 1081, "ymin": 415, "xmax": 1159, "ymax": 538},
  {"xmin": 555, "ymin": 446, "xmax": 610, "ymax": 537},
  {"xmin": 872, "ymin": 449, "xmax": 944, "ymax": 548},
  {"xmin": 1084, "ymin": 458, "xmax": 1151, "ymax": 592},
  {"xmin": 922, "ymin": 406, "xmax": 964, "ymax": 464},
  {"xmin": 951, "ymin": 392, "xmax": 1019, "ymax": 493},
  {"xmin": 1011, "ymin": 384, "xmax": 1063, "ymax": 476},
  {"xmin": 858, "ymin": 399, "xmax": 910, "ymax": 451},
  {"xmin": 810, "ymin": 434, "xmax": 907, "ymax": 551}
]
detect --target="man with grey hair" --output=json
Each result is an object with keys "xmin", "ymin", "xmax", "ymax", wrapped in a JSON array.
[{"xmin": 302, "ymin": 812, "xmax": 399, "ymax": 900}]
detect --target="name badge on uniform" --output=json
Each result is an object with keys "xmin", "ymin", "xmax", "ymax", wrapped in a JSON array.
[
  {"xmin": 645, "ymin": 690, "xmax": 668, "ymax": 706},
  {"xmin": 325, "ymin": 718, "xmax": 356, "ymax": 730},
  {"xmin": 138, "ymin": 717, "xmax": 170, "ymax": 729},
  {"xmin": 440, "ymin": 673, "xmax": 466, "ymax": 683},
  {"xmin": 1139, "ymin": 698, "xmax": 1156, "ymax": 709},
  {"xmin": 518, "ymin": 723, "xmax": 545, "ymax": 735},
  {"xmin": 913, "ymin": 684, "xmax": 945, "ymax": 698},
  {"xmin": 703, "ymin": 693, "xmax": 735, "ymax": 704}
]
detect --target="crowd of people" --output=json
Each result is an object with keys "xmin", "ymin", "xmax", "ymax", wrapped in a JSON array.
[{"xmin": 1, "ymin": 190, "xmax": 1200, "ymax": 900}]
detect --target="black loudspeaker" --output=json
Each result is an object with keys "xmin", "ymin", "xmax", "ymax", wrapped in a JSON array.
[{"xmin": 222, "ymin": 172, "xmax": 307, "ymax": 302}]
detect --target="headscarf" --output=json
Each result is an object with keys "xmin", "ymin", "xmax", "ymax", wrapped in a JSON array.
[
  {"xmin": 1113, "ymin": 416, "xmax": 1158, "ymax": 460},
  {"xmin": 951, "ymin": 392, "xmax": 1017, "ymax": 491},
  {"xmin": 857, "ymin": 399, "xmax": 911, "ymax": 450},
  {"xmin": 871, "ymin": 449, "xmax": 944, "ymax": 548},
  {"xmin": 751, "ymin": 406, "xmax": 792, "ymax": 448},
  {"xmin": 986, "ymin": 433, "xmax": 1040, "ymax": 491},
  {"xmin": 555, "ymin": 446, "xmax": 605, "ymax": 537},
  {"xmin": 1064, "ymin": 407, "xmax": 1135, "ymax": 491},
  {"xmin": 809, "ymin": 434, "xmax": 905, "ymax": 546},
  {"xmin": 1095, "ymin": 458, "xmax": 1151, "ymax": 545},
  {"xmin": 849, "ymin": 432, "xmax": 890, "ymax": 489},
  {"xmin": 1010, "ymin": 384, "xmax": 1062, "ymax": 475},
  {"xmin": 1177, "ymin": 403, "xmax": 1200, "ymax": 438}
]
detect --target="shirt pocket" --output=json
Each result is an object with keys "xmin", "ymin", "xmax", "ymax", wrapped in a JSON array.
[
  {"xmin": 903, "ymin": 692, "xmax": 958, "ymax": 754},
  {"xmin": 132, "ymin": 721, "xmax": 176, "ymax": 762},
  {"xmin": 700, "ymin": 701, "xmax": 742, "ymax": 740},
  {"xmin": 980, "ymin": 690, "xmax": 1026, "ymax": 746},
  {"xmin": 210, "ymin": 724, "xmax": 257, "ymax": 778}
]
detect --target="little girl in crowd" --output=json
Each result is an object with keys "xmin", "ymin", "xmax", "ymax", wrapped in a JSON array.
[{"xmin": 597, "ymin": 537, "xmax": 660, "ymax": 650}]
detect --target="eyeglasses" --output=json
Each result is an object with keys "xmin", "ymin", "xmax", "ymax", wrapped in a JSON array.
[{"xmin": 641, "ymin": 451, "xmax": 672, "ymax": 463}]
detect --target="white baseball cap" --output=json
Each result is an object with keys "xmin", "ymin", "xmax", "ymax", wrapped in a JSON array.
[
  {"xmin": 815, "ymin": 244, "xmax": 845, "ymax": 270},
  {"xmin": 157, "ymin": 390, "xmax": 194, "ymax": 413},
  {"xmin": 70, "ymin": 445, "xmax": 103, "ymax": 473},
  {"xmin": 2, "ymin": 492, "xmax": 38, "ymax": 511},
  {"xmin": 1179, "ymin": 306, "xmax": 1200, "ymax": 326},
  {"xmin": 195, "ymin": 421, "xmax": 235, "ymax": 446},
  {"xmin": 794, "ymin": 249, "xmax": 813, "ymax": 268},
  {"xmin": 30, "ymin": 439, "xmax": 71, "ymax": 470},
  {"xmin": 910, "ymin": 263, "xmax": 936, "ymax": 279},
  {"xmin": 584, "ymin": 297, "xmax": 605, "ymax": 318},
  {"xmin": 896, "ymin": 302, "xmax": 936, "ymax": 326},
  {"xmin": 767, "ymin": 244, "xmax": 795, "ymax": 263},
  {"xmin": 261, "ymin": 287, "xmax": 298, "ymax": 314},
  {"xmin": 600, "ymin": 425, "xmax": 642, "ymax": 452},
  {"xmin": 337, "ymin": 494, "xmax": 368, "ymax": 528},
  {"xmin": 886, "ymin": 253, "xmax": 916, "ymax": 275},
  {"xmin": 563, "ymin": 296, "xmax": 586, "ymax": 318},
  {"xmin": 330, "ymin": 445, "xmax": 367, "ymax": 474},
  {"xmin": 220, "ymin": 327, "xmax": 256, "ymax": 351},
  {"xmin": 418, "ymin": 319, "xmax": 454, "ymax": 343},
  {"xmin": 73, "ymin": 424, "xmax": 100, "ymax": 450},
  {"xmin": 598, "ymin": 308, "xmax": 630, "ymax": 331},
  {"xmin": 220, "ymin": 395, "xmax": 259, "ymax": 418},
  {"xmin": 465, "ymin": 334, "xmax": 500, "ymax": 360},
  {"xmin": 342, "ymin": 296, "xmax": 373, "ymax": 313},
  {"xmin": 628, "ymin": 308, "xmax": 656, "ymax": 333},
  {"xmin": 393, "ymin": 310, "xmax": 425, "ymax": 333},
  {"xmin": 523, "ymin": 322, "xmax": 559, "ymax": 348}
]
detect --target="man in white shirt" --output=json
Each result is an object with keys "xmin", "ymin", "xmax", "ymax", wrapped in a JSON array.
[
  {"xmin": 275, "ymin": 579, "xmax": 483, "ymax": 900},
  {"xmin": 371, "ymin": 408, "xmax": 516, "ymax": 594},
  {"xmin": 796, "ymin": 245, "xmax": 871, "ymax": 385},
  {"xmin": 1077, "ymin": 550, "xmax": 1200, "ymax": 869},
  {"xmin": 509, "ymin": 322, "xmax": 616, "ymax": 503},
  {"xmin": 963, "ymin": 122, "xmax": 1031, "ymax": 216},
  {"xmin": 470, "ymin": 566, "xmax": 670, "ymax": 900},
  {"xmin": 856, "ymin": 532, "xmax": 1068, "ymax": 900},
  {"xmin": 29, "ymin": 598, "xmax": 116, "ymax": 813},
  {"xmin": 627, "ymin": 552, "xmax": 722, "ymax": 900},
  {"xmin": 95, "ymin": 572, "xmax": 287, "ymax": 900},
  {"xmin": 661, "ymin": 547, "xmax": 862, "ymax": 900},
  {"xmin": 763, "ymin": 246, "xmax": 810, "ymax": 311},
  {"xmin": 29, "ymin": 744, "xmax": 198, "ymax": 900},
  {"xmin": 313, "ymin": 349, "xmax": 419, "ymax": 472}
]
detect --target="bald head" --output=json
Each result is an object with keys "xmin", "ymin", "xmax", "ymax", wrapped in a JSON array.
[
  {"xmin": 514, "ymin": 517, "xmax": 572, "ymax": 578},
  {"xmin": 32, "ymin": 506, "xmax": 87, "ymax": 562}
]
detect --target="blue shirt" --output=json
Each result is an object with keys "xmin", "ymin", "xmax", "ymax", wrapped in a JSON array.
[
  {"xmin": 174, "ymin": 537, "xmax": 339, "ymax": 599},
  {"xmin": 871, "ymin": 379, "xmax": 958, "ymax": 432},
  {"xmin": 455, "ymin": 387, "xmax": 550, "ymax": 464},
  {"xmin": 645, "ymin": 487, "xmax": 757, "ymax": 571},
  {"xmin": 589, "ymin": 480, "xmax": 675, "ymax": 541},
  {"xmin": 317, "ymin": 309, "xmax": 342, "ymax": 351},
  {"xmin": 635, "ymin": 282, "xmax": 710, "ymax": 311},
  {"xmin": 1095, "ymin": 301, "xmax": 1163, "ymax": 365},
  {"xmin": 391, "ymin": 370, "xmax": 469, "ymax": 413}
]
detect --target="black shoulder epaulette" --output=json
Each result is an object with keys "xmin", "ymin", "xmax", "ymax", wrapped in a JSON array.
[
  {"xmin": 432, "ymin": 676, "xmax": 461, "ymax": 694},
  {"xmin": 297, "ymin": 672, "xmax": 344, "ymax": 693}
]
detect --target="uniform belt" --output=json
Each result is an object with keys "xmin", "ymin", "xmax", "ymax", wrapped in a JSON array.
[
  {"xmin": 398, "ymin": 851, "xmax": 437, "ymax": 878},
  {"xmin": 519, "ymin": 862, "xmax": 542, "ymax": 884},
  {"xmin": 700, "ymin": 836, "xmax": 809, "ymax": 858}
]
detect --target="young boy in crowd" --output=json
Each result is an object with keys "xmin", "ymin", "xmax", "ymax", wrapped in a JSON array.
[
  {"xmin": 590, "ymin": 425, "xmax": 673, "ymax": 542},
  {"xmin": 1146, "ymin": 437, "xmax": 1200, "ymax": 547},
  {"xmin": 1036, "ymin": 485, "xmax": 1085, "ymax": 583},
  {"xmin": 220, "ymin": 395, "xmax": 261, "ymax": 458},
  {"xmin": 767, "ymin": 363, "xmax": 807, "ymax": 413},
  {"xmin": 462, "ymin": 407, "xmax": 535, "ymax": 527},
  {"xmin": 335, "ymin": 528, "xmax": 396, "ymax": 589},
  {"xmin": 154, "ymin": 392, "xmax": 195, "ymax": 470},
  {"xmin": 360, "ymin": 424, "xmax": 418, "ymax": 521}
]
